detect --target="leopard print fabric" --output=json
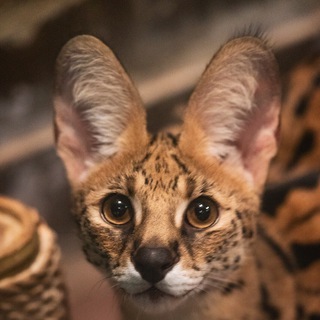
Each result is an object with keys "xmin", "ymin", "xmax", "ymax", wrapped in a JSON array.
[
  {"xmin": 268, "ymin": 55, "xmax": 320, "ymax": 182},
  {"xmin": 265, "ymin": 55, "xmax": 320, "ymax": 319}
]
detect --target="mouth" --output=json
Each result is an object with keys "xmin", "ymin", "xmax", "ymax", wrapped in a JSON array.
[
  {"xmin": 126, "ymin": 286, "xmax": 184, "ymax": 313},
  {"xmin": 135, "ymin": 286, "xmax": 176, "ymax": 302},
  {"xmin": 129, "ymin": 285, "xmax": 195, "ymax": 313}
]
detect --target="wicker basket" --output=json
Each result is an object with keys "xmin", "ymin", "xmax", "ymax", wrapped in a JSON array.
[{"xmin": 0, "ymin": 196, "xmax": 69, "ymax": 320}]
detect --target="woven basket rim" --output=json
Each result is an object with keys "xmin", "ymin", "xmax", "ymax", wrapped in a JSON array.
[{"xmin": 0, "ymin": 196, "xmax": 39, "ymax": 268}]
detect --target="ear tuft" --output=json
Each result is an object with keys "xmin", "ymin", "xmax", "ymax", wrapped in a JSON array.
[
  {"xmin": 180, "ymin": 36, "xmax": 281, "ymax": 191},
  {"xmin": 54, "ymin": 35, "xmax": 148, "ymax": 184}
]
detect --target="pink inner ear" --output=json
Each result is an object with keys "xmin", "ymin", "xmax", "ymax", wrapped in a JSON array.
[
  {"xmin": 237, "ymin": 99, "xmax": 280, "ymax": 189},
  {"xmin": 55, "ymin": 98, "xmax": 94, "ymax": 183}
]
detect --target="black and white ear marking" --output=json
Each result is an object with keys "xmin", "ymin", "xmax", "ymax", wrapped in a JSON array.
[
  {"xmin": 54, "ymin": 35, "xmax": 148, "ymax": 185},
  {"xmin": 180, "ymin": 36, "xmax": 281, "ymax": 191}
]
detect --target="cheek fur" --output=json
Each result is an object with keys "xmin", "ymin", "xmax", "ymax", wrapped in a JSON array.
[
  {"xmin": 78, "ymin": 206, "xmax": 134, "ymax": 271},
  {"xmin": 182, "ymin": 212, "xmax": 251, "ymax": 274},
  {"xmin": 115, "ymin": 261, "xmax": 149, "ymax": 294},
  {"xmin": 158, "ymin": 263, "xmax": 204, "ymax": 296}
]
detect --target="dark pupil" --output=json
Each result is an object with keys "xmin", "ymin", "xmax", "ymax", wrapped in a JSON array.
[
  {"xmin": 110, "ymin": 199, "xmax": 128, "ymax": 218},
  {"xmin": 194, "ymin": 202, "xmax": 210, "ymax": 221}
]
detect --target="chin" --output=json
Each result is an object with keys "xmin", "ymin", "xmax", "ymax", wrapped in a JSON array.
[{"xmin": 128, "ymin": 287, "xmax": 187, "ymax": 314}]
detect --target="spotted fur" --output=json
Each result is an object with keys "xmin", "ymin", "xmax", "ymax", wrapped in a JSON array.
[{"xmin": 54, "ymin": 35, "xmax": 320, "ymax": 319}]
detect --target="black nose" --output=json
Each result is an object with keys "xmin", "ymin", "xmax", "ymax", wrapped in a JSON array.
[{"xmin": 132, "ymin": 247, "xmax": 178, "ymax": 284}]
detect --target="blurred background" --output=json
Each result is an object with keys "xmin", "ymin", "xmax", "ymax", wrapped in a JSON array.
[{"xmin": 0, "ymin": 1, "xmax": 320, "ymax": 319}]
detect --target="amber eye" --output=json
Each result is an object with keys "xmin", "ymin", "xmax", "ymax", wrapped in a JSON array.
[
  {"xmin": 185, "ymin": 196, "xmax": 219, "ymax": 229},
  {"xmin": 100, "ymin": 194, "xmax": 133, "ymax": 225}
]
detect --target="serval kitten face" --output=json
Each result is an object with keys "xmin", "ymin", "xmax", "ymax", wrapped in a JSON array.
[
  {"xmin": 74, "ymin": 133, "xmax": 258, "ymax": 311},
  {"xmin": 54, "ymin": 35, "xmax": 280, "ymax": 315}
]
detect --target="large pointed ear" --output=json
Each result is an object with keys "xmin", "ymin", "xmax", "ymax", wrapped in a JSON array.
[
  {"xmin": 54, "ymin": 35, "xmax": 148, "ymax": 185},
  {"xmin": 180, "ymin": 37, "xmax": 281, "ymax": 191}
]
